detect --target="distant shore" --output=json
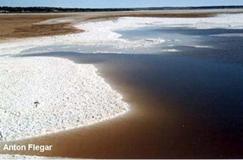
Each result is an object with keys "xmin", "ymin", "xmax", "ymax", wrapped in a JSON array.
[
  {"xmin": 1, "ymin": 6, "xmax": 243, "ymax": 13},
  {"xmin": 1, "ymin": 8, "xmax": 243, "ymax": 41},
  {"xmin": 0, "ymin": 14, "xmax": 81, "ymax": 41}
]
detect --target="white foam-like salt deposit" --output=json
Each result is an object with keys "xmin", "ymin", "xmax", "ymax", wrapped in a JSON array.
[
  {"xmin": 191, "ymin": 45, "xmax": 213, "ymax": 49},
  {"xmin": 142, "ymin": 13, "xmax": 243, "ymax": 29},
  {"xmin": 211, "ymin": 33, "xmax": 243, "ymax": 37},
  {"xmin": 0, "ymin": 57, "xmax": 128, "ymax": 141},
  {"xmin": 161, "ymin": 49, "xmax": 179, "ymax": 52}
]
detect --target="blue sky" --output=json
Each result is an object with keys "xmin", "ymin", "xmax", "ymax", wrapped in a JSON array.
[{"xmin": 0, "ymin": 0, "xmax": 243, "ymax": 8}]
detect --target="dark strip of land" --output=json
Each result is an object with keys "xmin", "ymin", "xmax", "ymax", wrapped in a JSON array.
[{"xmin": 1, "ymin": 6, "xmax": 243, "ymax": 13}]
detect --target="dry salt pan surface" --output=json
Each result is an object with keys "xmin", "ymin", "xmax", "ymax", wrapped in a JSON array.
[
  {"xmin": 0, "ymin": 57, "xmax": 128, "ymax": 142},
  {"xmin": 1, "ymin": 13, "xmax": 243, "ymax": 143}
]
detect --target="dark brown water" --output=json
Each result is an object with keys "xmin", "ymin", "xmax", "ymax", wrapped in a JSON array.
[{"xmin": 1, "ymin": 27, "xmax": 243, "ymax": 158}]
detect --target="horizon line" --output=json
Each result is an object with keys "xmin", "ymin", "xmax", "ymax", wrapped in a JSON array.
[{"xmin": 1, "ymin": 5, "xmax": 243, "ymax": 9}]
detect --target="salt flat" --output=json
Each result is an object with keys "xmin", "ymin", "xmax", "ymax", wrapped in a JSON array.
[{"xmin": 0, "ymin": 57, "xmax": 128, "ymax": 141}]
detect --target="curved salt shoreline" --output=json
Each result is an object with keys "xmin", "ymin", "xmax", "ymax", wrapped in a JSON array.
[
  {"xmin": 0, "ymin": 57, "xmax": 129, "ymax": 142},
  {"xmin": 1, "ymin": 14, "xmax": 243, "ymax": 142}
]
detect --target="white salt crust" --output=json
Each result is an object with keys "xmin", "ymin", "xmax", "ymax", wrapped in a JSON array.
[{"xmin": 0, "ymin": 57, "xmax": 128, "ymax": 141}]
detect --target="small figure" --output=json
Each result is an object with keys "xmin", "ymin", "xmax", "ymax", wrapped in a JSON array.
[{"xmin": 34, "ymin": 101, "xmax": 40, "ymax": 107}]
